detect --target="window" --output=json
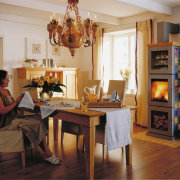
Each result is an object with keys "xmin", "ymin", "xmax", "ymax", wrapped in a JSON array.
[{"xmin": 102, "ymin": 29, "xmax": 136, "ymax": 93}]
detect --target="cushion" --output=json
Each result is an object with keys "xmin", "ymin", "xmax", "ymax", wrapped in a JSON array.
[{"xmin": 0, "ymin": 130, "xmax": 25, "ymax": 152}]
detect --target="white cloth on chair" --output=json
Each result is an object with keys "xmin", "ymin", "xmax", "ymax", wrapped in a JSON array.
[{"xmin": 89, "ymin": 107, "xmax": 131, "ymax": 151}]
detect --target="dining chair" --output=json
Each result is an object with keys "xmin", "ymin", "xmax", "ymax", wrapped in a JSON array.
[
  {"xmin": 95, "ymin": 80, "xmax": 126, "ymax": 159},
  {"xmin": 107, "ymin": 80, "xmax": 126, "ymax": 105},
  {"xmin": 60, "ymin": 80, "xmax": 102, "ymax": 150},
  {"xmin": 0, "ymin": 129, "xmax": 30, "ymax": 168},
  {"xmin": 18, "ymin": 79, "xmax": 39, "ymax": 100},
  {"xmin": 0, "ymin": 109, "xmax": 39, "ymax": 167}
]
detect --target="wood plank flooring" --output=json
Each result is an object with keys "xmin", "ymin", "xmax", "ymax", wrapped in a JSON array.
[{"xmin": 1, "ymin": 120, "xmax": 180, "ymax": 179}]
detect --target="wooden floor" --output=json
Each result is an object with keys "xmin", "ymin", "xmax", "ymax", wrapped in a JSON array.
[{"xmin": 1, "ymin": 121, "xmax": 180, "ymax": 180}]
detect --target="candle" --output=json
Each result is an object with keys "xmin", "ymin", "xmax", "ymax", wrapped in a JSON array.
[
  {"xmin": 53, "ymin": 12, "xmax": 56, "ymax": 19},
  {"xmin": 68, "ymin": 10, "xmax": 71, "ymax": 17},
  {"xmin": 94, "ymin": 15, "xmax": 97, "ymax": 22},
  {"xmin": 87, "ymin": 12, "xmax": 90, "ymax": 18},
  {"xmin": 58, "ymin": 18, "xmax": 61, "ymax": 25},
  {"xmin": 49, "ymin": 16, "xmax": 52, "ymax": 22}
]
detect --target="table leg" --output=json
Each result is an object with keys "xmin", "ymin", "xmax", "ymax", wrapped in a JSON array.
[
  {"xmin": 125, "ymin": 144, "xmax": 132, "ymax": 165},
  {"xmin": 53, "ymin": 118, "xmax": 59, "ymax": 141},
  {"xmin": 125, "ymin": 110, "xmax": 133, "ymax": 165},
  {"xmin": 82, "ymin": 125, "xmax": 95, "ymax": 180}
]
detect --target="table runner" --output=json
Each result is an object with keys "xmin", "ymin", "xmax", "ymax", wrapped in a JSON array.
[{"xmin": 89, "ymin": 107, "xmax": 131, "ymax": 151}]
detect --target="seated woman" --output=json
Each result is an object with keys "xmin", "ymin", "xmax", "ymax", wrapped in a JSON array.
[{"xmin": 0, "ymin": 70, "xmax": 61, "ymax": 165}]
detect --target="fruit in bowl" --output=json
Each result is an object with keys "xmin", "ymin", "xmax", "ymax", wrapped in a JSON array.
[{"xmin": 24, "ymin": 58, "xmax": 40, "ymax": 67}]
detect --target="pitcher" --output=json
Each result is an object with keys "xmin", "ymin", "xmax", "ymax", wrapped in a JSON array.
[{"xmin": 84, "ymin": 85, "xmax": 98, "ymax": 102}]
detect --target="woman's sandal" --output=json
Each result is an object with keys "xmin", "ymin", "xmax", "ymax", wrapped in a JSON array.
[{"xmin": 45, "ymin": 154, "xmax": 62, "ymax": 165}]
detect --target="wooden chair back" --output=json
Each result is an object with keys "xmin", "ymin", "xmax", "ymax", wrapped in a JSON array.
[
  {"xmin": 107, "ymin": 80, "xmax": 126, "ymax": 105},
  {"xmin": 18, "ymin": 79, "xmax": 39, "ymax": 100}
]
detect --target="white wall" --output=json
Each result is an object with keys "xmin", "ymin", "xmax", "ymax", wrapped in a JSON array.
[{"xmin": 0, "ymin": 5, "xmax": 92, "ymax": 98}]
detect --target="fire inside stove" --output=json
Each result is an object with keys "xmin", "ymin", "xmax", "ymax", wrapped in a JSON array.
[{"xmin": 151, "ymin": 80, "xmax": 168, "ymax": 102}]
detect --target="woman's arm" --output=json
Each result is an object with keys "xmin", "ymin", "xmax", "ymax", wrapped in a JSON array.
[{"xmin": 0, "ymin": 95, "xmax": 23, "ymax": 115}]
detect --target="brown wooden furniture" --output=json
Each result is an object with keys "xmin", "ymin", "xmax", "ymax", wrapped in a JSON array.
[
  {"xmin": 34, "ymin": 101, "xmax": 133, "ymax": 179},
  {"xmin": 17, "ymin": 67, "xmax": 79, "ymax": 100},
  {"xmin": 51, "ymin": 107, "xmax": 133, "ymax": 180},
  {"xmin": 61, "ymin": 80, "xmax": 101, "ymax": 150},
  {"xmin": 107, "ymin": 80, "xmax": 126, "ymax": 105}
]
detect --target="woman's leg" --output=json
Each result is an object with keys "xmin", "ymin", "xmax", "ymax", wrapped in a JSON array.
[
  {"xmin": 13, "ymin": 117, "xmax": 61, "ymax": 165},
  {"xmin": 39, "ymin": 138, "xmax": 52, "ymax": 158}
]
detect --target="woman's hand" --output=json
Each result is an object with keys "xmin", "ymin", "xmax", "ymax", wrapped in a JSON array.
[
  {"xmin": 0, "ymin": 94, "xmax": 24, "ymax": 115},
  {"xmin": 15, "ymin": 94, "xmax": 24, "ymax": 104}
]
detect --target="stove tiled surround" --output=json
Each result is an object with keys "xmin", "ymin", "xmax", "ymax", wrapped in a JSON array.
[{"xmin": 147, "ymin": 42, "xmax": 180, "ymax": 140}]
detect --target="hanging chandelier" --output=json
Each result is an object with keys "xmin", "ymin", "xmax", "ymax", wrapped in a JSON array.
[{"xmin": 47, "ymin": 0, "xmax": 98, "ymax": 57}]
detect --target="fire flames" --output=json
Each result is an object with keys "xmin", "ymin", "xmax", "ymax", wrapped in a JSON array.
[{"xmin": 151, "ymin": 81, "xmax": 168, "ymax": 102}]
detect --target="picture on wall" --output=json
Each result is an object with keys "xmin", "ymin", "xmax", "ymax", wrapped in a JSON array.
[
  {"xmin": 32, "ymin": 44, "xmax": 41, "ymax": 54},
  {"xmin": 47, "ymin": 40, "xmax": 60, "ymax": 58},
  {"xmin": 26, "ymin": 38, "xmax": 46, "ymax": 59}
]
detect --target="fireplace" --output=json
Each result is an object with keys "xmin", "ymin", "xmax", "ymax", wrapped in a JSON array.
[
  {"xmin": 148, "ymin": 74, "xmax": 175, "ymax": 108},
  {"xmin": 147, "ymin": 43, "xmax": 180, "ymax": 140}
]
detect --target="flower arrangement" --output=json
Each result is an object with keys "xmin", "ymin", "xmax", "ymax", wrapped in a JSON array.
[
  {"xmin": 24, "ymin": 75, "xmax": 65, "ymax": 99},
  {"xmin": 120, "ymin": 68, "xmax": 132, "ymax": 81}
]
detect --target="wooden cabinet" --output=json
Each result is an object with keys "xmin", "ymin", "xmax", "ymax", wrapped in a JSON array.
[
  {"xmin": 17, "ymin": 67, "xmax": 79, "ymax": 100},
  {"xmin": 62, "ymin": 69, "xmax": 78, "ymax": 99}
]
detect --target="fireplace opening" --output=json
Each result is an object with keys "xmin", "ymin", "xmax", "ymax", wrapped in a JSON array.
[
  {"xmin": 151, "ymin": 79, "xmax": 168, "ymax": 102},
  {"xmin": 151, "ymin": 110, "xmax": 168, "ymax": 131}
]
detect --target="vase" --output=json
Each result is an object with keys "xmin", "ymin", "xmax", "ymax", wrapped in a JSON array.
[
  {"xmin": 40, "ymin": 91, "xmax": 53, "ymax": 101},
  {"xmin": 48, "ymin": 91, "xmax": 53, "ymax": 100}
]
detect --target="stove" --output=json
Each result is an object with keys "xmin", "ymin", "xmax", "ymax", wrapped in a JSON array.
[{"xmin": 147, "ymin": 42, "xmax": 180, "ymax": 140}]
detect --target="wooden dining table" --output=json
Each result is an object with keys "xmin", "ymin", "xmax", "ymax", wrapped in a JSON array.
[{"xmin": 35, "ymin": 102, "xmax": 135, "ymax": 180}]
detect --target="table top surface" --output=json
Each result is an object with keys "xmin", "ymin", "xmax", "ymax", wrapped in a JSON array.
[
  {"xmin": 35, "ymin": 102, "xmax": 106, "ymax": 117},
  {"xmin": 35, "ymin": 101, "xmax": 137, "ymax": 118}
]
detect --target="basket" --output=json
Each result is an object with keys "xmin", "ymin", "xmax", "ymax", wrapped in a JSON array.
[{"xmin": 88, "ymin": 101, "xmax": 122, "ymax": 108}]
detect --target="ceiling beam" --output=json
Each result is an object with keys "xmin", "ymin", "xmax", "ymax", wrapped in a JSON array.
[
  {"xmin": 0, "ymin": 0, "xmax": 121, "ymax": 25},
  {"xmin": 116, "ymin": 0, "xmax": 172, "ymax": 15}
]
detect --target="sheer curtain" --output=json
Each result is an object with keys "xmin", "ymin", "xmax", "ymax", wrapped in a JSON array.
[
  {"xmin": 92, "ymin": 28, "xmax": 104, "ymax": 80},
  {"xmin": 135, "ymin": 19, "xmax": 154, "ymax": 127}
]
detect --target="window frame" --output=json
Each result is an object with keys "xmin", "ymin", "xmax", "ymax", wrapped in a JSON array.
[{"xmin": 102, "ymin": 30, "xmax": 136, "ymax": 93}]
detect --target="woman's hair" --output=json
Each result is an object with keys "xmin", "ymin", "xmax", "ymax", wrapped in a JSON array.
[{"xmin": 0, "ymin": 70, "xmax": 8, "ymax": 85}]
